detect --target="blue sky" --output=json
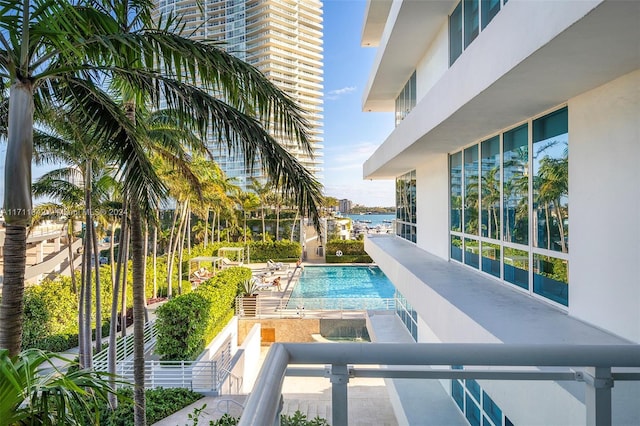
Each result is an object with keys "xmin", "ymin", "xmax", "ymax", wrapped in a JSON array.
[
  {"xmin": 0, "ymin": 0, "xmax": 396, "ymax": 208},
  {"xmin": 322, "ymin": 0, "xmax": 395, "ymax": 206}
]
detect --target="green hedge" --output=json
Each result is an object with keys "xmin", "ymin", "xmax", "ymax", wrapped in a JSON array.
[
  {"xmin": 325, "ymin": 240, "xmax": 372, "ymax": 264},
  {"xmin": 154, "ymin": 267, "xmax": 251, "ymax": 360},
  {"xmin": 189, "ymin": 240, "xmax": 302, "ymax": 263},
  {"xmin": 95, "ymin": 387, "xmax": 203, "ymax": 425},
  {"xmin": 22, "ymin": 272, "xmax": 116, "ymax": 352}
]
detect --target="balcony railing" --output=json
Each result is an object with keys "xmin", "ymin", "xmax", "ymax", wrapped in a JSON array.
[{"xmin": 239, "ymin": 343, "xmax": 640, "ymax": 426}]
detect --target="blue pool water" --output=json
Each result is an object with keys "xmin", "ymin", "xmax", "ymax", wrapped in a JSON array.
[{"xmin": 286, "ymin": 266, "xmax": 396, "ymax": 310}]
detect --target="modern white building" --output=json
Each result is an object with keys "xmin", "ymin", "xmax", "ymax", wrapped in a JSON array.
[
  {"xmin": 154, "ymin": 0, "xmax": 324, "ymax": 189},
  {"xmin": 361, "ymin": 0, "xmax": 639, "ymax": 424}
]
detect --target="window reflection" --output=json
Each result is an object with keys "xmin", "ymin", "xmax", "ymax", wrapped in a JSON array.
[
  {"xmin": 464, "ymin": 238, "xmax": 479, "ymax": 269},
  {"xmin": 451, "ymin": 235, "xmax": 463, "ymax": 262},
  {"xmin": 481, "ymin": 242, "xmax": 500, "ymax": 278},
  {"xmin": 533, "ymin": 108, "xmax": 568, "ymax": 253},
  {"xmin": 503, "ymin": 124, "xmax": 528, "ymax": 245},
  {"xmin": 450, "ymin": 152, "xmax": 463, "ymax": 232},
  {"xmin": 503, "ymin": 247, "xmax": 528, "ymax": 289},
  {"xmin": 396, "ymin": 170, "xmax": 417, "ymax": 243},
  {"xmin": 533, "ymin": 254, "xmax": 568, "ymax": 306},
  {"xmin": 464, "ymin": 145, "xmax": 479, "ymax": 235},
  {"xmin": 481, "ymin": 136, "xmax": 500, "ymax": 240}
]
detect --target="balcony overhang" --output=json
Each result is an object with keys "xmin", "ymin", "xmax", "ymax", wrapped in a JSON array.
[
  {"xmin": 363, "ymin": 0, "xmax": 640, "ymax": 179},
  {"xmin": 361, "ymin": 0, "xmax": 393, "ymax": 48},
  {"xmin": 362, "ymin": 0, "xmax": 456, "ymax": 112}
]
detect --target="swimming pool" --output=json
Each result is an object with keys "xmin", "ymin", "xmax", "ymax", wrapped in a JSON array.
[{"xmin": 286, "ymin": 266, "xmax": 396, "ymax": 310}]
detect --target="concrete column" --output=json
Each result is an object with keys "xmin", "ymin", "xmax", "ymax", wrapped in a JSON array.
[{"xmin": 37, "ymin": 242, "xmax": 44, "ymax": 263}]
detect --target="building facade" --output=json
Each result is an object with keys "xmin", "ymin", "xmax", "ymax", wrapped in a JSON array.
[
  {"xmin": 154, "ymin": 0, "xmax": 324, "ymax": 189},
  {"xmin": 361, "ymin": 0, "xmax": 639, "ymax": 424}
]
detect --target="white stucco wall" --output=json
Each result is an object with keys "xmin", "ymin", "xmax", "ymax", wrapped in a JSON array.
[
  {"xmin": 415, "ymin": 153, "xmax": 450, "ymax": 260},
  {"xmin": 415, "ymin": 21, "xmax": 449, "ymax": 103},
  {"xmin": 568, "ymin": 69, "xmax": 640, "ymax": 343}
]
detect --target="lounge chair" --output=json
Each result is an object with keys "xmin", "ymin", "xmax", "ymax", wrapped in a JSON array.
[
  {"xmin": 221, "ymin": 257, "xmax": 244, "ymax": 269},
  {"xmin": 267, "ymin": 259, "xmax": 287, "ymax": 271}
]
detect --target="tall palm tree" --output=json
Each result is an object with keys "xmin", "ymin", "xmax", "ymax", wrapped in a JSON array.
[
  {"xmin": 248, "ymin": 178, "xmax": 272, "ymax": 241},
  {"xmin": 3, "ymin": 2, "xmax": 322, "ymax": 424}
]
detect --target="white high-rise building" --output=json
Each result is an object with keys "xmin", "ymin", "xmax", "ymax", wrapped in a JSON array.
[
  {"xmin": 360, "ymin": 0, "xmax": 639, "ymax": 424},
  {"xmin": 154, "ymin": 0, "xmax": 324, "ymax": 189}
]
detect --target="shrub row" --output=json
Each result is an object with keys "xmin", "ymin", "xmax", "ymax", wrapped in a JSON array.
[
  {"xmin": 154, "ymin": 267, "xmax": 251, "ymax": 360},
  {"xmin": 189, "ymin": 240, "xmax": 302, "ymax": 263},
  {"xmin": 325, "ymin": 240, "xmax": 372, "ymax": 264},
  {"xmin": 95, "ymin": 387, "xmax": 203, "ymax": 425}
]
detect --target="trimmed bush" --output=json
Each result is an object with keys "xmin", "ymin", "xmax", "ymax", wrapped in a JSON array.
[
  {"xmin": 97, "ymin": 387, "xmax": 203, "ymax": 425},
  {"xmin": 155, "ymin": 267, "xmax": 251, "ymax": 360},
  {"xmin": 325, "ymin": 240, "xmax": 372, "ymax": 264}
]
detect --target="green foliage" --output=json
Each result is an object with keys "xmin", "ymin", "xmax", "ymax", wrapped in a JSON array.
[
  {"xmin": 0, "ymin": 349, "xmax": 117, "ymax": 426},
  {"xmin": 325, "ymin": 240, "xmax": 372, "ymax": 264},
  {"xmin": 209, "ymin": 413, "xmax": 239, "ymax": 425},
  {"xmin": 247, "ymin": 240, "xmax": 301, "ymax": 262},
  {"xmin": 155, "ymin": 267, "xmax": 251, "ymax": 360},
  {"xmin": 281, "ymin": 410, "xmax": 330, "ymax": 426},
  {"xmin": 97, "ymin": 387, "xmax": 203, "ymax": 425},
  {"xmin": 206, "ymin": 411, "xmax": 329, "ymax": 426},
  {"xmin": 22, "ymin": 272, "xmax": 115, "ymax": 352}
]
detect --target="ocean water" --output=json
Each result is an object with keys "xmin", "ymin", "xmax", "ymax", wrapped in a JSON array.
[{"xmin": 344, "ymin": 213, "xmax": 395, "ymax": 226}]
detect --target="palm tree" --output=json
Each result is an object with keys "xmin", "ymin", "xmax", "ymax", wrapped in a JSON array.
[
  {"xmin": 3, "ymin": 2, "xmax": 322, "ymax": 423},
  {"xmin": 0, "ymin": 348, "xmax": 117, "ymax": 425},
  {"xmin": 248, "ymin": 178, "xmax": 272, "ymax": 241}
]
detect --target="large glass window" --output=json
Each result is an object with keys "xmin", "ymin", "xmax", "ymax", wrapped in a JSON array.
[
  {"xmin": 448, "ymin": 106, "xmax": 569, "ymax": 307},
  {"xmin": 463, "ymin": 0, "xmax": 479, "ymax": 48},
  {"xmin": 464, "ymin": 238, "xmax": 480, "ymax": 269},
  {"xmin": 503, "ymin": 124, "xmax": 528, "ymax": 246},
  {"xmin": 481, "ymin": 242, "xmax": 500, "ymax": 278},
  {"xmin": 481, "ymin": 136, "xmax": 500, "ymax": 240},
  {"xmin": 449, "ymin": 0, "xmax": 507, "ymax": 65},
  {"xmin": 449, "ymin": 2, "xmax": 463, "ymax": 66},
  {"xmin": 395, "ymin": 71, "xmax": 416, "ymax": 126},
  {"xmin": 533, "ymin": 254, "xmax": 568, "ymax": 306},
  {"xmin": 504, "ymin": 247, "xmax": 528, "ymax": 290},
  {"xmin": 396, "ymin": 170, "xmax": 416, "ymax": 243},
  {"xmin": 450, "ymin": 152, "xmax": 463, "ymax": 232},
  {"xmin": 481, "ymin": 0, "xmax": 501, "ymax": 29},
  {"xmin": 464, "ymin": 145, "xmax": 479, "ymax": 235},
  {"xmin": 533, "ymin": 107, "xmax": 568, "ymax": 253}
]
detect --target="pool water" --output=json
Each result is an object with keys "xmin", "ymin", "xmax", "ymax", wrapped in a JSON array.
[{"xmin": 286, "ymin": 266, "xmax": 396, "ymax": 310}]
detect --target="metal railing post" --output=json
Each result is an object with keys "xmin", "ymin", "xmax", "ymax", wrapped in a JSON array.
[
  {"xmin": 329, "ymin": 364, "xmax": 350, "ymax": 426},
  {"xmin": 584, "ymin": 367, "xmax": 613, "ymax": 426}
]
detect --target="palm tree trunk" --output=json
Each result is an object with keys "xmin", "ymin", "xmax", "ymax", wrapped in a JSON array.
[
  {"xmin": 110, "ymin": 221, "xmax": 116, "ymax": 286},
  {"xmin": 555, "ymin": 202, "xmax": 567, "ymax": 253},
  {"xmin": 67, "ymin": 220, "xmax": 77, "ymax": 293},
  {"xmin": 275, "ymin": 204, "xmax": 280, "ymax": 241},
  {"xmin": 92, "ymin": 220, "xmax": 102, "ymax": 353},
  {"xmin": 152, "ymin": 211, "xmax": 158, "ymax": 299},
  {"xmin": 120, "ymin": 225, "xmax": 130, "ymax": 338},
  {"xmin": 290, "ymin": 210, "xmax": 299, "ymax": 241},
  {"xmin": 187, "ymin": 210, "xmax": 191, "ymax": 256},
  {"xmin": 544, "ymin": 204, "xmax": 552, "ymax": 250},
  {"xmin": 0, "ymin": 226, "xmax": 27, "ymax": 356},
  {"xmin": 1, "ymin": 82, "xmax": 34, "ymax": 357},
  {"xmin": 165, "ymin": 202, "xmax": 181, "ymax": 298},
  {"xmin": 130, "ymin": 202, "xmax": 147, "ymax": 426},
  {"xmin": 79, "ymin": 254, "xmax": 86, "ymax": 369},
  {"xmin": 203, "ymin": 208, "xmax": 209, "ymax": 248},
  {"xmin": 108, "ymin": 200, "xmax": 127, "ymax": 407},
  {"xmin": 143, "ymin": 223, "xmax": 149, "ymax": 322},
  {"xmin": 261, "ymin": 206, "xmax": 266, "ymax": 242},
  {"xmin": 82, "ymin": 162, "xmax": 93, "ymax": 369}
]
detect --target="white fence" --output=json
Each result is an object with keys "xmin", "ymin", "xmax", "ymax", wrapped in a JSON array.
[{"xmin": 235, "ymin": 296, "xmax": 396, "ymax": 319}]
